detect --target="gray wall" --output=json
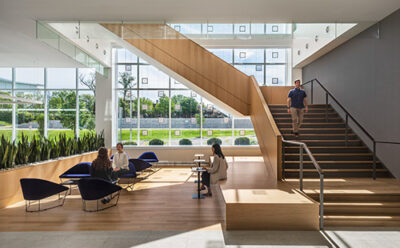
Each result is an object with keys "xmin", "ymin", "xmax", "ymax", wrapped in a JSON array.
[{"xmin": 302, "ymin": 9, "xmax": 400, "ymax": 179}]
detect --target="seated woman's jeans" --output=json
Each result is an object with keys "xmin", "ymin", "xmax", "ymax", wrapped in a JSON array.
[{"xmin": 201, "ymin": 171, "xmax": 210, "ymax": 187}]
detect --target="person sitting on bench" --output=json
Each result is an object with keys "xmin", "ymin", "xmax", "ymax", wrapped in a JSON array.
[
  {"xmin": 201, "ymin": 143, "xmax": 228, "ymax": 197},
  {"xmin": 112, "ymin": 143, "xmax": 130, "ymax": 177}
]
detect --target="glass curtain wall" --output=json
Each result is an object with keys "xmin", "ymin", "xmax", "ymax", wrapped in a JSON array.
[
  {"xmin": 0, "ymin": 67, "xmax": 96, "ymax": 141},
  {"xmin": 209, "ymin": 48, "xmax": 289, "ymax": 86},
  {"xmin": 114, "ymin": 48, "xmax": 257, "ymax": 146}
]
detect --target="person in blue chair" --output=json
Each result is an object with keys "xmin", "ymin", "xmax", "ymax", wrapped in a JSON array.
[
  {"xmin": 90, "ymin": 147, "xmax": 114, "ymax": 204},
  {"xmin": 201, "ymin": 143, "xmax": 229, "ymax": 197},
  {"xmin": 112, "ymin": 143, "xmax": 130, "ymax": 177}
]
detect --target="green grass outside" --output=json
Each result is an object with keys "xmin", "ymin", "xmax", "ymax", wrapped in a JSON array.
[{"xmin": 117, "ymin": 129, "xmax": 256, "ymax": 143}]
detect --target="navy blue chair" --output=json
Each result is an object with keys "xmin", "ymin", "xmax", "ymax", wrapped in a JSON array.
[
  {"xmin": 130, "ymin": 158, "xmax": 153, "ymax": 172},
  {"xmin": 59, "ymin": 162, "xmax": 92, "ymax": 181},
  {"xmin": 118, "ymin": 160, "xmax": 137, "ymax": 190},
  {"xmin": 20, "ymin": 178, "xmax": 69, "ymax": 212},
  {"xmin": 138, "ymin": 152, "xmax": 159, "ymax": 163},
  {"xmin": 78, "ymin": 178, "xmax": 122, "ymax": 212}
]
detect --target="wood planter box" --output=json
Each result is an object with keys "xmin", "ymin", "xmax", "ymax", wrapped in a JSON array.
[{"xmin": 0, "ymin": 152, "xmax": 98, "ymax": 209}]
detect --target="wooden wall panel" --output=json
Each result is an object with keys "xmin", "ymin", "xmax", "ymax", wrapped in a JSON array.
[
  {"xmin": 0, "ymin": 152, "xmax": 98, "ymax": 209},
  {"xmin": 260, "ymin": 86, "xmax": 293, "ymax": 104},
  {"xmin": 249, "ymin": 77, "xmax": 282, "ymax": 181}
]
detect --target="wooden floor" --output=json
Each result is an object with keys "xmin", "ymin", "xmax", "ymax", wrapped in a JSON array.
[
  {"xmin": 0, "ymin": 168, "xmax": 226, "ymax": 232},
  {"xmin": 0, "ymin": 157, "xmax": 276, "ymax": 232}
]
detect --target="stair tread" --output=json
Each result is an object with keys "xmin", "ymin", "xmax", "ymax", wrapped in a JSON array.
[
  {"xmin": 280, "ymin": 128, "xmax": 348, "ymax": 130},
  {"xmin": 285, "ymin": 168, "xmax": 387, "ymax": 172},
  {"xmin": 285, "ymin": 160, "xmax": 380, "ymax": 163},
  {"xmin": 325, "ymin": 202, "xmax": 400, "ymax": 207},
  {"xmin": 285, "ymin": 153, "xmax": 373, "ymax": 156},
  {"xmin": 285, "ymin": 146, "xmax": 367, "ymax": 148},
  {"xmin": 284, "ymin": 133, "xmax": 357, "ymax": 136},
  {"xmin": 325, "ymin": 215, "xmax": 400, "ymax": 220}
]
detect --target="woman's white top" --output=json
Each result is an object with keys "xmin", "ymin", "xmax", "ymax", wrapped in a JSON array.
[
  {"xmin": 112, "ymin": 152, "xmax": 129, "ymax": 170},
  {"xmin": 207, "ymin": 155, "xmax": 229, "ymax": 184}
]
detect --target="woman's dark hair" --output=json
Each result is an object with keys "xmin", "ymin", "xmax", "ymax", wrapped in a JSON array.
[
  {"xmin": 116, "ymin": 142, "xmax": 124, "ymax": 148},
  {"xmin": 92, "ymin": 147, "xmax": 111, "ymax": 170},
  {"xmin": 212, "ymin": 143, "xmax": 225, "ymax": 159}
]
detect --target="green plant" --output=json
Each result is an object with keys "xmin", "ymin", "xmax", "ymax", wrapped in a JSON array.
[
  {"xmin": 234, "ymin": 137, "xmax": 250, "ymax": 145},
  {"xmin": 0, "ymin": 131, "xmax": 105, "ymax": 170},
  {"xmin": 149, "ymin": 139, "xmax": 164, "ymax": 146},
  {"xmin": 179, "ymin": 139, "xmax": 192, "ymax": 145},
  {"xmin": 123, "ymin": 141, "xmax": 137, "ymax": 146},
  {"xmin": 207, "ymin": 137, "xmax": 222, "ymax": 145}
]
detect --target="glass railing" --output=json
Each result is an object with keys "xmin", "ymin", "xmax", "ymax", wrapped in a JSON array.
[
  {"xmin": 36, "ymin": 21, "xmax": 108, "ymax": 76},
  {"xmin": 167, "ymin": 23, "xmax": 292, "ymax": 40}
]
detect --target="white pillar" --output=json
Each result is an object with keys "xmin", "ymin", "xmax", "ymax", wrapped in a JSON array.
[{"xmin": 95, "ymin": 69, "xmax": 113, "ymax": 148}]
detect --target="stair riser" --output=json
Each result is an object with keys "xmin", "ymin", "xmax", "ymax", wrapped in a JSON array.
[
  {"xmin": 273, "ymin": 114, "xmax": 339, "ymax": 118},
  {"xmin": 284, "ymin": 164, "xmax": 384, "ymax": 169},
  {"xmin": 269, "ymin": 105, "xmax": 332, "ymax": 110},
  {"xmin": 302, "ymin": 141, "xmax": 364, "ymax": 146},
  {"xmin": 284, "ymin": 148, "xmax": 370, "ymax": 153},
  {"xmin": 275, "ymin": 119, "xmax": 342, "ymax": 123},
  {"xmin": 284, "ymin": 155, "xmax": 374, "ymax": 161},
  {"xmin": 278, "ymin": 123, "xmax": 346, "ymax": 128},
  {"xmin": 324, "ymin": 220, "xmax": 400, "ymax": 227},
  {"xmin": 284, "ymin": 171, "xmax": 390, "ymax": 178},
  {"xmin": 281, "ymin": 130, "xmax": 350, "ymax": 134},
  {"xmin": 325, "ymin": 207, "xmax": 400, "ymax": 215},
  {"xmin": 307, "ymin": 194, "xmax": 400, "ymax": 202},
  {"xmin": 271, "ymin": 109, "xmax": 335, "ymax": 114},
  {"xmin": 284, "ymin": 136, "xmax": 359, "ymax": 140}
]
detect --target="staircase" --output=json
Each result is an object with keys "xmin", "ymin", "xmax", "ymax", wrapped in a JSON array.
[{"xmin": 270, "ymin": 104, "xmax": 400, "ymax": 226}]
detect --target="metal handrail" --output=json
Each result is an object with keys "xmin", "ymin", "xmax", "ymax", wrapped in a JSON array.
[
  {"xmin": 302, "ymin": 78, "xmax": 400, "ymax": 180},
  {"xmin": 282, "ymin": 139, "xmax": 325, "ymax": 230}
]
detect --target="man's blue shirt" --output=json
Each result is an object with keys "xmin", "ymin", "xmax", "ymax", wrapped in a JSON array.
[{"xmin": 288, "ymin": 88, "xmax": 307, "ymax": 108}]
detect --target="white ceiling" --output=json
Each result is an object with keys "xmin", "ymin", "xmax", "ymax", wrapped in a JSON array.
[{"xmin": 0, "ymin": 0, "xmax": 399, "ymax": 67}]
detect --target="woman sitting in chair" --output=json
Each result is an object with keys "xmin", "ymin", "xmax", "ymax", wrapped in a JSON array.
[
  {"xmin": 201, "ymin": 143, "xmax": 228, "ymax": 197},
  {"xmin": 112, "ymin": 143, "xmax": 130, "ymax": 177},
  {"xmin": 90, "ymin": 147, "xmax": 114, "ymax": 204}
]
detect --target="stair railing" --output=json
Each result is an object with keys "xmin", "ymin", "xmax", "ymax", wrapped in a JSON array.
[
  {"xmin": 282, "ymin": 139, "xmax": 325, "ymax": 230},
  {"xmin": 302, "ymin": 78, "xmax": 400, "ymax": 180}
]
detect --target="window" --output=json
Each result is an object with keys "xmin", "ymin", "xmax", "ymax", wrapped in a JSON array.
[
  {"xmin": 171, "ymin": 90, "xmax": 201, "ymax": 146},
  {"xmin": 139, "ymin": 90, "xmax": 169, "ymax": 146},
  {"xmin": 0, "ymin": 67, "xmax": 96, "ymax": 141},
  {"xmin": 113, "ymin": 48, "xmax": 260, "ymax": 146}
]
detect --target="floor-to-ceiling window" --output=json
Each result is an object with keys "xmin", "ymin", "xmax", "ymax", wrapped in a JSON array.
[
  {"xmin": 0, "ymin": 67, "xmax": 96, "ymax": 141},
  {"xmin": 114, "ymin": 48, "xmax": 257, "ymax": 146}
]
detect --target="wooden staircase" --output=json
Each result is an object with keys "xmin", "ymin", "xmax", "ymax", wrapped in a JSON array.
[{"xmin": 270, "ymin": 104, "xmax": 400, "ymax": 226}]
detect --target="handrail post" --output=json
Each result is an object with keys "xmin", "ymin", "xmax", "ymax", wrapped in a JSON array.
[
  {"xmin": 325, "ymin": 93, "xmax": 328, "ymax": 122},
  {"xmin": 320, "ymin": 173, "xmax": 324, "ymax": 230},
  {"xmin": 282, "ymin": 142, "xmax": 286, "ymax": 179},
  {"xmin": 300, "ymin": 144, "xmax": 303, "ymax": 191},
  {"xmin": 373, "ymin": 141, "xmax": 376, "ymax": 180},
  {"xmin": 311, "ymin": 80, "xmax": 314, "ymax": 104},
  {"xmin": 345, "ymin": 114, "xmax": 349, "ymax": 147}
]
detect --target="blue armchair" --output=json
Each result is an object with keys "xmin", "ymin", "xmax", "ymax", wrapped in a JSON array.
[
  {"xmin": 59, "ymin": 162, "xmax": 92, "ymax": 180},
  {"xmin": 130, "ymin": 158, "xmax": 152, "ymax": 172},
  {"xmin": 20, "ymin": 178, "xmax": 69, "ymax": 212},
  {"xmin": 138, "ymin": 152, "xmax": 159, "ymax": 163},
  {"xmin": 78, "ymin": 178, "xmax": 122, "ymax": 212},
  {"xmin": 118, "ymin": 160, "xmax": 137, "ymax": 190}
]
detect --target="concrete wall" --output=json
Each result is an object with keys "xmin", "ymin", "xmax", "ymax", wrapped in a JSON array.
[
  {"xmin": 95, "ymin": 70, "xmax": 113, "ymax": 148},
  {"xmin": 302, "ymin": 9, "xmax": 400, "ymax": 179}
]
